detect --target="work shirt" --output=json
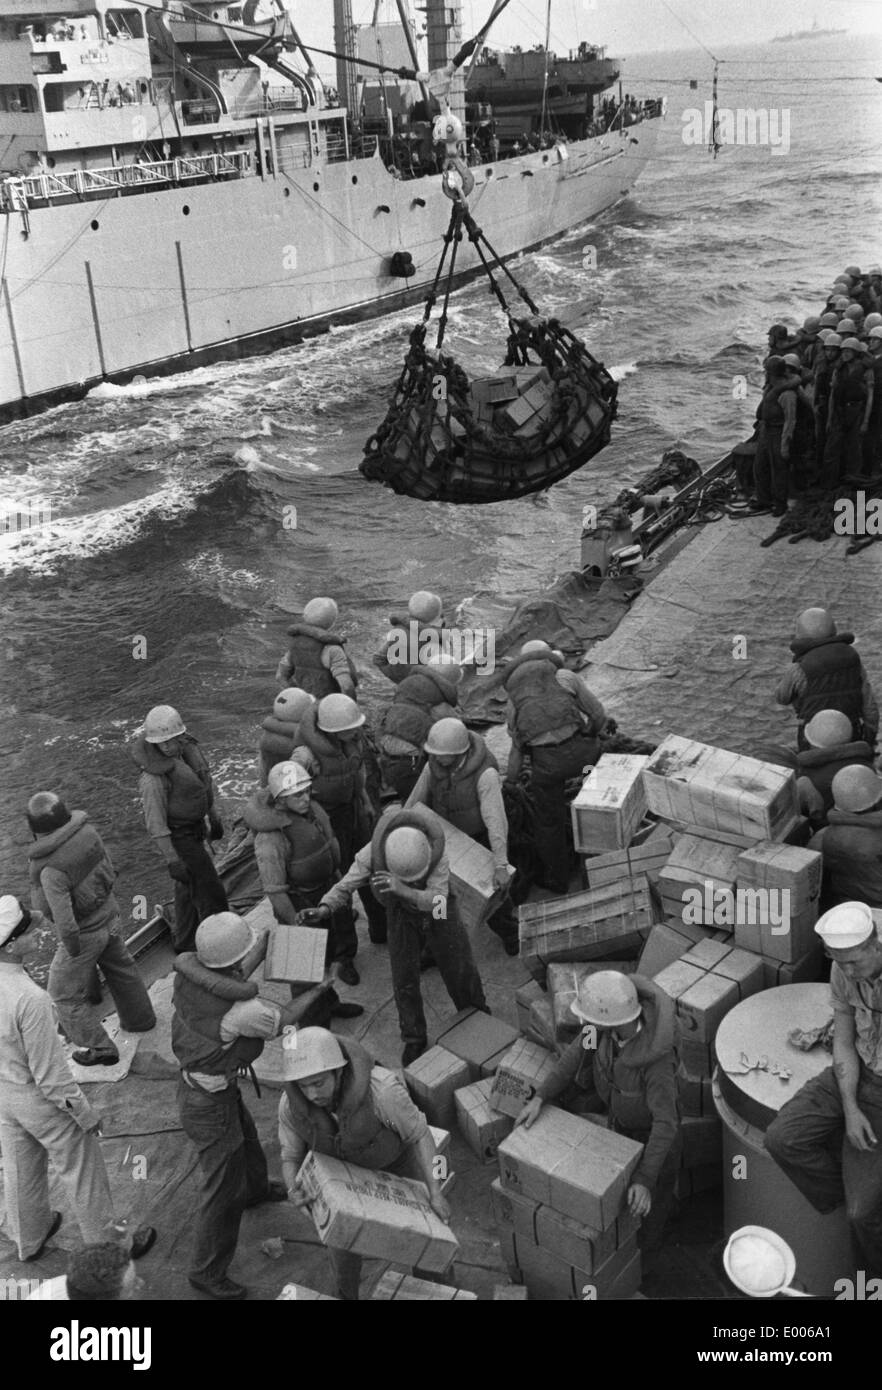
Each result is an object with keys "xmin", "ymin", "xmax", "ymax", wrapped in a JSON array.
[
  {"xmin": 507, "ymin": 668, "xmax": 606, "ymax": 749},
  {"xmin": 830, "ymin": 963, "xmax": 882, "ymax": 1075},
  {"xmin": 320, "ymin": 842, "xmax": 450, "ymax": 917},
  {"xmin": 185, "ymin": 996, "xmax": 282, "ymax": 1094},
  {"xmin": 0, "ymin": 961, "xmax": 98, "ymax": 1131},
  {"xmin": 138, "ymin": 772, "xmax": 207, "ymax": 841},
  {"xmin": 406, "ymin": 763, "xmax": 509, "ymax": 870},
  {"xmin": 278, "ymin": 1065, "xmax": 428, "ymax": 1170}
]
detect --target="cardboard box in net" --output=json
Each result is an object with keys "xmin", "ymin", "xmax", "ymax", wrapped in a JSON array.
[
  {"xmin": 264, "ymin": 923, "xmax": 328, "ymax": 985},
  {"xmin": 489, "ymin": 1038, "xmax": 559, "ymax": 1118},
  {"xmin": 490, "ymin": 1178, "xmax": 639, "ymax": 1275},
  {"xmin": 571, "ymin": 754, "xmax": 649, "ymax": 853},
  {"xmin": 547, "ymin": 961, "xmax": 636, "ymax": 1046},
  {"xmin": 370, "ymin": 1271, "xmax": 476, "ymax": 1301},
  {"xmin": 655, "ymin": 938, "xmax": 763, "ymax": 1046},
  {"xmin": 642, "ymin": 736, "xmax": 799, "ymax": 840},
  {"xmin": 435, "ymin": 1008, "xmax": 520, "ymax": 1082},
  {"xmin": 435, "ymin": 814, "xmax": 511, "ymax": 940},
  {"xmin": 515, "ymin": 978, "xmax": 546, "ymax": 1034},
  {"xmin": 297, "ymin": 1151, "xmax": 458, "ymax": 1273},
  {"xmin": 734, "ymin": 841, "xmax": 822, "ymax": 962},
  {"xmin": 518, "ymin": 877, "xmax": 655, "ymax": 980},
  {"xmin": 454, "ymin": 1077, "xmax": 513, "ymax": 1162},
  {"xmin": 496, "ymin": 1104, "xmax": 643, "ymax": 1230},
  {"xmin": 404, "ymin": 1045, "xmax": 471, "ymax": 1128}
]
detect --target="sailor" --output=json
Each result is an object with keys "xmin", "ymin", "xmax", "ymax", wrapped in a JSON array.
[
  {"xmin": 257, "ymin": 686, "xmax": 315, "ymax": 787},
  {"xmin": 781, "ymin": 351, "xmax": 815, "ymax": 489},
  {"xmin": 172, "ymin": 911, "xmax": 326, "ymax": 1300},
  {"xmin": 750, "ymin": 357, "xmax": 798, "ymax": 517},
  {"xmin": 378, "ymin": 654, "xmax": 461, "ymax": 801},
  {"xmin": 808, "ymin": 768, "xmax": 882, "ymax": 909},
  {"xmin": 303, "ymin": 806, "xmax": 488, "ymax": 1066},
  {"xmin": 280, "ymin": 1027, "xmax": 450, "ymax": 1300},
  {"xmin": 292, "ymin": 693, "xmax": 385, "ymax": 954},
  {"xmin": 0, "ymin": 897, "xmax": 157, "ymax": 1264},
  {"xmin": 824, "ymin": 338, "xmax": 874, "ymax": 484},
  {"xmin": 755, "ymin": 709, "xmax": 876, "ymax": 827},
  {"xmin": 405, "ymin": 717, "xmax": 519, "ymax": 956},
  {"xmin": 867, "ymin": 266, "xmax": 882, "ymax": 315},
  {"xmin": 862, "ymin": 324, "xmax": 882, "ymax": 478},
  {"xmin": 514, "ymin": 971, "xmax": 681, "ymax": 1254},
  {"xmin": 796, "ymin": 316, "xmax": 823, "ymax": 373},
  {"xmin": 765, "ymin": 902, "xmax": 882, "ymax": 1278},
  {"xmin": 775, "ymin": 607, "xmax": 878, "ymax": 751},
  {"xmin": 132, "ymin": 705, "xmax": 228, "ymax": 954},
  {"xmin": 503, "ymin": 640, "xmax": 606, "ymax": 894},
  {"xmin": 26, "ymin": 793, "xmax": 155, "ymax": 1066},
  {"xmin": 242, "ymin": 760, "xmax": 363, "ymax": 1021},
  {"xmin": 373, "ymin": 590, "xmax": 447, "ymax": 685},
  {"xmin": 766, "ymin": 323, "xmax": 796, "ymax": 359},
  {"xmin": 275, "ymin": 597, "xmax": 358, "ymax": 698},
  {"xmin": 811, "ymin": 332, "xmax": 842, "ymax": 479}
]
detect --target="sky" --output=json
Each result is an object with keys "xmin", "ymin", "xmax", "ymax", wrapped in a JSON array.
[{"xmin": 294, "ymin": 1, "xmax": 881, "ymax": 60}]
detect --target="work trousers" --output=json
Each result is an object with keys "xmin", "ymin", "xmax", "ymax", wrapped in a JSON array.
[
  {"xmin": 0, "ymin": 1080, "xmax": 115, "ymax": 1259},
  {"xmin": 177, "ymin": 1078, "xmax": 271, "ymax": 1284},
  {"xmin": 528, "ymin": 732, "xmax": 600, "ymax": 892},
  {"xmin": 170, "ymin": 826, "xmax": 229, "ymax": 953},
  {"xmin": 327, "ymin": 1145, "xmax": 442, "ymax": 1300},
  {"xmin": 48, "ymin": 916, "xmax": 155, "ymax": 1051},
  {"xmin": 387, "ymin": 895, "xmax": 486, "ymax": 1047},
  {"xmin": 471, "ymin": 828, "xmax": 518, "ymax": 947},
  {"xmin": 861, "ymin": 415, "xmax": 882, "ymax": 478},
  {"xmin": 326, "ymin": 800, "xmax": 384, "ymax": 946},
  {"xmin": 753, "ymin": 425, "xmax": 789, "ymax": 508},
  {"xmin": 822, "ymin": 403, "xmax": 864, "ymax": 487},
  {"xmin": 765, "ymin": 1065, "xmax": 882, "ymax": 1277}
]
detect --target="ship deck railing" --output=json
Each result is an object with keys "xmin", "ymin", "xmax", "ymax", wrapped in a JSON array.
[{"xmin": 0, "ymin": 149, "xmax": 253, "ymax": 209}]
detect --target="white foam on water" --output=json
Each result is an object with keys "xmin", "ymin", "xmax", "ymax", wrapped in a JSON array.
[{"xmin": 609, "ymin": 362, "xmax": 639, "ymax": 381}]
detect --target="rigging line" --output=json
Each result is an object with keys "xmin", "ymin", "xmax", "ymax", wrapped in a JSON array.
[
  {"xmin": 539, "ymin": 0, "xmax": 552, "ymax": 139},
  {"xmin": 652, "ymin": 0, "xmax": 719, "ymax": 63}
]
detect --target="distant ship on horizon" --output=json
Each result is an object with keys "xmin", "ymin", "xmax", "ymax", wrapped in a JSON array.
[{"xmin": 771, "ymin": 19, "xmax": 847, "ymax": 43}]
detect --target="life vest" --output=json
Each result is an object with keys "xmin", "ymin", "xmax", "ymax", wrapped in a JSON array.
[
  {"xmin": 503, "ymin": 651, "xmax": 582, "ymax": 746},
  {"xmin": 294, "ymin": 706, "xmax": 361, "ymax": 810},
  {"xmin": 243, "ymin": 788, "xmax": 338, "ymax": 888},
  {"xmin": 283, "ymin": 624, "xmax": 357, "ymax": 699},
  {"xmin": 371, "ymin": 804, "xmax": 445, "ymax": 883},
  {"xmin": 422, "ymin": 732, "xmax": 498, "ymax": 838},
  {"xmin": 832, "ymin": 361, "xmax": 870, "ymax": 411},
  {"xmin": 258, "ymin": 715, "xmax": 301, "ymax": 769},
  {"xmin": 131, "ymin": 734, "xmax": 212, "ymax": 826},
  {"xmin": 795, "ymin": 740, "xmax": 876, "ymax": 817},
  {"xmin": 380, "ymin": 668, "xmax": 459, "ymax": 752},
  {"xmin": 171, "ymin": 954, "xmax": 265, "ymax": 1079},
  {"xmin": 817, "ymin": 809, "xmax": 882, "ymax": 907},
  {"xmin": 27, "ymin": 810, "xmax": 118, "ymax": 928},
  {"xmin": 759, "ymin": 381, "xmax": 795, "ymax": 427},
  {"xmin": 281, "ymin": 1035, "xmax": 407, "ymax": 1171},
  {"xmin": 790, "ymin": 633, "xmax": 864, "ymax": 733}
]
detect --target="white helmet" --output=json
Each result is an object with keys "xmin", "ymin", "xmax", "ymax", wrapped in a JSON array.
[
  {"xmin": 302, "ymin": 597, "xmax": 338, "ymax": 629},
  {"xmin": 281, "ymin": 1027, "xmax": 347, "ymax": 1082},
  {"xmin": 142, "ymin": 705, "xmax": 186, "ymax": 744},
  {"xmin": 267, "ymin": 760, "xmax": 313, "ymax": 800}
]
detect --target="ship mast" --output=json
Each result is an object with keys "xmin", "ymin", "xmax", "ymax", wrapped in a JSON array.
[
  {"xmin": 333, "ymin": 0, "xmax": 359, "ymax": 111},
  {"xmin": 423, "ymin": 0, "xmax": 466, "ymax": 122}
]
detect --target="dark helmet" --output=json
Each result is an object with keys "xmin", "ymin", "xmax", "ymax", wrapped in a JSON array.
[{"xmin": 26, "ymin": 791, "xmax": 72, "ymax": 835}]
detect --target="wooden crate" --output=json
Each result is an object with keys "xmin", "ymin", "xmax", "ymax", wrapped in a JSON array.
[
  {"xmin": 571, "ymin": 754, "xmax": 649, "ymax": 853},
  {"xmin": 518, "ymin": 876, "xmax": 655, "ymax": 978},
  {"xmin": 642, "ymin": 736, "xmax": 798, "ymax": 840},
  {"xmin": 264, "ymin": 924, "xmax": 327, "ymax": 985}
]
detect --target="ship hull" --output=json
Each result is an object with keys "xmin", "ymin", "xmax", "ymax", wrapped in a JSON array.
[{"xmin": 0, "ymin": 119, "xmax": 659, "ymax": 420}]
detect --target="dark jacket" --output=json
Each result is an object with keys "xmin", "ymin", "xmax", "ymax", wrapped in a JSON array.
[
  {"xmin": 380, "ymin": 668, "xmax": 459, "ymax": 753},
  {"xmin": 171, "ymin": 954, "xmax": 264, "ymax": 1079},
  {"xmin": 372, "ymin": 615, "xmax": 450, "ymax": 685},
  {"xmin": 538, "ymin": 975, "xmax": 680, "ymax": 1191},
  {"xmin": 789, "ymin": 633, "xmax": 865, "ymax": 735},
  {"xmin": 283, "ymin": 624, "xmax": 357, "ymax": 699},
  {"xmin": 27, "ymin": 811, "xmax": 119, "ymax": 939},
  {"xmin": 423, "ymin": 731, "xmax": 498, "ymax": 838},
  {"xmin": 258, "ymin": 714, "xmax": 307, "ymax": 787},
  {"xmin": 243, "ymin": 787, "xmax": 339, "ymax": 889},
  {"xmin": 282, "ymin": 1035, "xmax": 411, "ymax": 1171},
  {"xmin": 754, "ymin": 739, "xmax": 876, "ymax": 822},
  {"xmin": 809, "ymin": 808, "xmax": 882, "ymax": 907},
  {"xmin": 503, "ymin": 650, "xmax": 584, "ymax": 745},
  {"xmin": 131, "ymin": 733, "xmax": 214, "ymax": 826}
]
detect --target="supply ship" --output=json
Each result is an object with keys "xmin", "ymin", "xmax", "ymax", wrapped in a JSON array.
[
  {"xmin": 771, "ymin": 20, "xmax": 846, "ymax": 43},
  {"xmin": 0, "ymin": 0, "xmax": 663, "ymax": 422}
]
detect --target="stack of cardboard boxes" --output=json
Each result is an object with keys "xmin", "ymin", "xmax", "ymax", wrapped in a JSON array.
[
  {"xmin": 469, "ymin": 364, "xmax": 555, "ymax": 438},
  {"xmin": 492, "ymin": 1106, "xmax": 644, "ymax": 1299}
]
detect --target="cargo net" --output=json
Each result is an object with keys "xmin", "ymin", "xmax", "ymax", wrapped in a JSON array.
[{"xmin": 361, "ymin": 203, "xmax": 618, "ymax": 504}]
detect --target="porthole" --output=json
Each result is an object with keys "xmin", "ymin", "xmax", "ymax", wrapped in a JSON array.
[{"xmin": 90, "ymin": 219, "xmax": 99, "ymax": 230}]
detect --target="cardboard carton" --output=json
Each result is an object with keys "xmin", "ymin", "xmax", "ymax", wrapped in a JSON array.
[
  {"xmin": 493, "ymin": 1283, "xmax": 529, "ymax": 1300},
  {"xmin": 657, "ymin": 835, "xmax": 742, "ymax": 927},
  {"xmin": 454, "ymin": 1077, "xmax": 513, "ymax": 1162},
  {"xmin": 518, "ymin": 877, "xmax": 654, "ymax": 979},
  {"xmin": 297, "ymin": 1151, "xmax": 458, "ymax": 1273},
  {"xmin": 515, "ymin": 978, "xmax": 546, "ymax": 1034},
  {"xmin": 435, "ymin": 1008, "xmax": 520, "ymax": 1082},
  {"xmin": 637, "ymin": 920, "xmax": 728, "ymax": 979},
  {"xmin": 496, "ymin": 1104, "xmax": 643, "ymax": 1230},
  {"xmin": 490, "ymin": 1038, "xmax": 559, "ymax": 1118},
  {"xmin": 264, "ymin": 924, "xmax": 328, "ymax": 985},
  {"xmin": 404, "ymin": 1045, "xmax": 471, "ymax": 1128},
  {"xmin": 734, "ymin": 841, "xmax": 822, "ymax": 962},
  {"xmin": 370, "ymin": 1271, "xmax": 476, "ymax": 1301},
  {"xmin": 760, "ymin": 944, "xmax": 824, "ymax": 989},
  {"xmin": 571, "ymin": 754, "xmax": 649, "ymax": 853},
  {"xmin": 434, "ymin": 814, "xmax": 511, "ymax": 940},
  {"xmin": 583, "ymin": 829, "xmax": 677, "ymax": 891},
  {"xmin": 525, "ymin": 997, "xmax": 558, "ymax": 1052},
  {"xmin": 276, "ymin": 1284, "xmax": 338, "ymax": 1301},
  {"xmin": 498, "ymin": 1227, "xmax": 641, "ymax": 1300},
  {"xmin": 676, "ymin": 1062, "xmax": 716, "ymax": 1118},
  {"xmin": 642, "ymin": 736, "xmax": 798, "ymax": 840},
  {"xmin": 490, "ymin": 1178, "xmax": 639, "ymax": 1274},
  {"xmin": 470, "ymin": 372, "xmax": 519, "ymax": 405},
  {"xmin": 656, "ymin": 940, "xmax": 763, "ymax": 1046}
]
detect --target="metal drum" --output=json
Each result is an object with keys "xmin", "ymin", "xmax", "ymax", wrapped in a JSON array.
[{"xmin": 713, "ymin": 984, "xmax": 853, "ymax": 1295}]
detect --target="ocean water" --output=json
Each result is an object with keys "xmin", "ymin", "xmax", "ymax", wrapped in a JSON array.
[{"xmin": 1, "ymin": 34, "xmax": 880, "ymax": 911}]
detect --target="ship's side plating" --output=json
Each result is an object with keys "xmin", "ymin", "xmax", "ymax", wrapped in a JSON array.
[{"xmin": 0, "ymin": 120, "xmax": 658, "ymax": 416}]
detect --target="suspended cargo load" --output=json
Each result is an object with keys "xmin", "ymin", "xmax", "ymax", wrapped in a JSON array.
[{"xmin": 361, "ymin": 196, "xmax": 617, "ymax": 503}]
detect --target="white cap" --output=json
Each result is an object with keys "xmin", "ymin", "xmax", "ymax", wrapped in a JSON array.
[
  {"xmin": 724, "ymin": 1226, "xmax": 795, "ymax": 1297},
  {"xmin": 814, "ymin": 901, "xmax": 875, "ymax": 951},
  {"xmin": 0, "ymin": 895, "xmax": 25, "ymax": 947}
]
